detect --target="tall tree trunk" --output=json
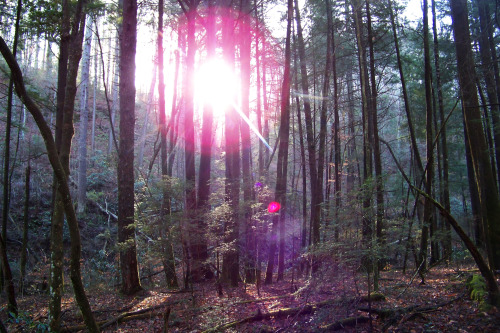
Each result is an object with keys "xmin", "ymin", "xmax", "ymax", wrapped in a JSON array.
[
  {"xmin": 388, "ymin": 0, "xmax": 423, "ymax": 175},
  {"xmin": 265, "ymin": 0, "xmax": 292, "ymax": 284},
  {"xmin": 240, "ymin": 0, "xmax": 256, "ymax": 284},
  {"xmin": 345, "ymin": 48, "xmax": 358, "ymax": 195},
  {"xmin": 91, "ymin": 31, "xmax": 97, "ymax": 155},
  {"xmin": 366, "ymin": 0, "xmax": 384, "ymax": 291},
  {"xmin": 167, "ymin": 29, "xmax": 182, "ymax": 177},
  {"xmin": 254, "ymin": 0, "xmax": 266, "ymax": 284},
  {"xmin": 294, "ymin": 0, "xmax": 320, "ymax": 268},
  {"xmin": 108, "ymin": 32, "xmax": 119, "ymax": 156},
  {"xmin": 418, "ymin": 0, "xmax": 434, "ymax": 284},
  {"xmin": 352, "ymin": 0, "xmax": 374, "ymax": 266},
  {"xmin": 0, "ymin": 0, "xmax": 21, "ymax": 315},
  {"xmin": 431, "ymin": 0, "xmax": 451, "ymax": 260},
  {"xmin": 450, "ymin": 0, "xmax": 500, "ymax": 273},
  {"xmin": 476, "ymin": 0, "xmax": 500, "ymax": 189},
  {"xmin": 464, "ymin": 116, "xmax": 483, "ymax": 247},
  {"xmin": 50, "ymin": 1, "xmax": 87, "ymax": 329},
  {"xmin": 77, "ymin": 16, "xmax": 93, "ymax": 214},
  {"xmin": 316, "ymin": 0, "xmax": 332, "ymax": 261},
  {"xmin": 19, "ymin": 163, "xmax": 30, "ymax": 294},
  {"xmin": 158, "ymin": 0, "xmax": 179, "ymax": 289},
  {"xmin": 118, "ymin": 0, "xmax": 142, "ymax": 295},
  {"xmin": 261, "ymin": 4, "xmax": 270, "ymax": 174},
  {"xmin": 330, "ymin": 13, "xmax": 341, "ymax": 242},
  {"xmin": 292, "ymin": 32, "xmax": 308, "ymax": 267},
  {"xmin": 222, "ymin": 8, "xmax": 240, "ymax": 287},
  {"xmin": 255, "ymin": 0, "xmax": 264, "ymax": 180},
  {"xmin": 182, "ymin": 2, "xmax": 198, "ymax": 286},
  {"xmin": 0, "ymin": 234, "xmax": 16, "ymax": 317},
  {"xmin": 194, "ymin": 4, "xmax": 213, "ymax": 276}
]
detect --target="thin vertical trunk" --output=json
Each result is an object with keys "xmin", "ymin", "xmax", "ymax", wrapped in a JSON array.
[
  {"xmin": 330, "ymin": 15, "xmax": 341, "ymax": 242},
  {"xmin": 262, "ymin": 8, "xmax": 270, "ymax": 173},
  {"xmin": 91, "ymin": 32, "xmax": 97, "ymax": 155},
  {"xmin": 432, "ymin": 0, "xmax": 451, "ymax": 260},
  {"xmin": 464, "ymin": 116, "xmax": 483, "ymax": 247},
  {"xmin": 255, "ymin": 0, "xmax": 264, "ymax": 180},
  {"xmin": 345, "ymin": 55, "xmax": 357, "ymax": 195},
  {"xmin": 77, "ymin": 16, "xmax": 93, "ymax": 214},
  {"xmin": 486, "ymin": 5, "xmax": 500, "ymax": 124},
  {"xmin": 294, "ymin": 0, "xmax": 320, "ymax": 264},
  {"xmin": 266, "ymin": 0, "xmax": 292, "ymax": 284},
  {"xmin": 19, "ymin": 163, "xmax": 30, "ymax": 294},
  {"xmin": 431, "ymin": 88, "xmax": 440, "ymax": 264},
  {"xmin": 477, "ymin": 0, "xmax": 500, "ymax": 189},
  {"xmin": 418, "ymin": 0, "xmax": 434, "ymax": 283},
  {"xmin": 352, "ymin": 0, "xmax": 373, "ymax": 256},
  {"xmin": 366, "ymin": 0, "xmax": 384, "ymax": 291},
  {"xmin": 158, "ymin": 0, "xmax": 179, "ymax": 289},
  {"xmin": 1, "ymin": 2, "xmax": 22, "ymax": 311},
  {"xmin": 0, "ymin": 234, "xmax": 16, "ymax": 316},
  {"xmin": 194, "ymin": 0, "xmax": 215, "ymax": 282},
  {"xmin": 167, "ymin": 29, "xmax": 182, "ymax": 177},
  {"xmin": 181, "ymin": 2, "xmax": 198, "ymax": 286},
  {"xmin": 50, "ymin": 1, "xmax": 86, "ymax": 329},
  {"xmin": 388, "ymin": 0, "xmax": 423, "ymax": 175},
  {"xmin": 316, "ymin": 0, "xmax": 332, "ymax": 258},
  {"xmin": 240, "ymin": 0, "xmax": 256, "ymax": 283},
  {"xmin": 477, "ymin": 83, "xmax": 497, "ymax": 182},
  {"xmin": 108, "ymin": 32, "xmax": 119, "ymax": 156},
  {"xmin": 293, "ymin": 32, "xmax": 308, "ymax": 260},
  {"xmin": 222, "ymin": 9, "xmax": 240, "ymax": 287}
]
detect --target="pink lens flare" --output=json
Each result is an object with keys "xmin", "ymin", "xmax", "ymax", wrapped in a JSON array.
[{"xmin": 268, "ymin": 201, "xmax": 281, "ymax": 213}]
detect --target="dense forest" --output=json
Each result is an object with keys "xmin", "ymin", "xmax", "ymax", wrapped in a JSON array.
[{"xmin": 1, "ymin": 0, "xmax": 500, "ymax": 331}]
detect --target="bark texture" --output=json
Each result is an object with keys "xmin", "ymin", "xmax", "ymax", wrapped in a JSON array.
[{"xmin": 118, "ymin": 0, "xmax": 142, "ymax": 295}]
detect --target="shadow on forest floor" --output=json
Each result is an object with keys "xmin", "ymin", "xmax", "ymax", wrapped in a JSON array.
[{"xmin": 2, "ymin": 261, "xmax": 500, "ymax": 332}]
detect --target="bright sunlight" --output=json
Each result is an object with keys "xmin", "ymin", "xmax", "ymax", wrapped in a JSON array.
[{"xmin": 194, "ymin": 58, "xmax": 238, "ymax": 115}]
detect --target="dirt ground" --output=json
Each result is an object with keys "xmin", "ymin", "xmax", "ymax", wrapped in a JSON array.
[{"xmin": 2, "ymin": 262, "xmax": 500, "ymax": 332}]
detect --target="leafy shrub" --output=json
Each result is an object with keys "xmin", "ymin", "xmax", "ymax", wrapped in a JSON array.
[
  {"xmin": 6, "ymin": 310, "xmax": 49, "ymax": 332},
  {"xmin": 467, "ymin": 274, "xmax": 487, "ymax": 306}
]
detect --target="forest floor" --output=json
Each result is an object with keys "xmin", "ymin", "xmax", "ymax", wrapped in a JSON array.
[{"xmin": 2, "ymin": 261, "xmax": 500, "ymax": 332}]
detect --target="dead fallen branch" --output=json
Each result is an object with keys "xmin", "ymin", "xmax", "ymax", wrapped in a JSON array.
[
  {"xmin": 201, "ymin": 295, "xmax": 384, "ymax": 333},
  {"xmin": 61, "ymin": 299, "xmax": 182, "ymax": 332},
  {"xmin": 62, "ymin": 311, "xmax": 168, "ymax": 332},
  {"xmin": 320, "ymin": 316, "xmax": 371, "ymax": 331},
  {"xmin": 201, "ymin": 305, "xmax": 317, "ymax": 333},
  {"xmin": 358, "ymin": 293, "xmax": 464, "ymax": 330},
  {"xmin": 232, "ymin": 294, "xmax": 294, "ymax": 304}
]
